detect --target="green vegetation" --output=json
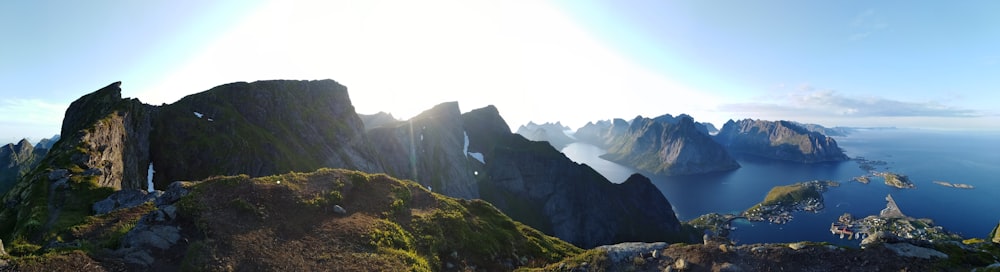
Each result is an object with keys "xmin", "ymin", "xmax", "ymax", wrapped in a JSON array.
[
  {"xmin": 754, "ymin": 182, "xmax": 822, "ymax": 208},
  {"xmin": 171, "ymin": 168, "xmax": 581, "ymax": 271}
]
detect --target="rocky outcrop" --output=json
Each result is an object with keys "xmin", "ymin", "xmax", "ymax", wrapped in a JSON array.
[
  {"xmin": 0, "ymin": 139, "xmax": 43, "ymax": 195},
  {"xmin": 714, "ymin": 119, "xmax": 849, "ymax": 163},
  {"xmin": 367, "ymin": 102, "xmax": 480, "ymax": 199},
  {"xmin": 601, "ymin": 115, "xmax": 739, "ymax": 176},
  {"xmin": 150, "ymin": 80, "xmax": 383, "ymax": 188},
  {"xmin": 464, "ymin": 106, "xmax": 689, "ymax": 247},
  {"xmin": 59, "ymin": 81, "xmax": 154, "ymax": 190},
  {"xmin": 358, "ymin": 111, "xmax": 398, "ymax": 130},
  {"xmin": 990, "ymin": 222, "xmax": 1000, "ymax": 244},
  {"xmin": 515, "ymin": 121, "xmax": 576, "ymax": 149}
]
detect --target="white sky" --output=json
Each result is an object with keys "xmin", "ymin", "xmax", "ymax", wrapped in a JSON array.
[{"xmin": 2, "ymin": 0, "xmax": 998, "ymax": 143}]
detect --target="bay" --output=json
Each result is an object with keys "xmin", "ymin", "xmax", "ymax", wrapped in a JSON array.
[{"xmin": 561, "ymin": 129, "xmax": 1000, "ymax": 246}]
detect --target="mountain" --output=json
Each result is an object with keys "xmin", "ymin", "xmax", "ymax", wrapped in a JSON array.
[
  {"xmin": 791, "ymin": 122, "xmax": 854, "ymax": 137},
  {"xmin": 33, "ymin": 135, "xmax": 60, "ymax": 150},
  {"xmin": 592, "ymin": 115, "xmax": 739, "ymax": 176},
  {"xmin": 368, "ymin": 103, "xmax": 693, "ymax": 247},
  {"xmin": 358, "ymin": 111, "xmax": 398, "ymax": 130},
  {"xmin": 0, "ymin": 80, "xmax": 692, "ymax": 259},
  {"xmin": 0, "ymin": 139, "xmax": 44, "ymax": 195},
  {"xmin": 366, "ymin": 102, "xmax": 480, "ymax": 199},
  {"xmin": 515, "ymin": 121, "xmax": 576, "ymax": 149},
  {"xmin": 715, "ymin": 119, "xmax": 849, "ymax": 163},
  {"xmin": 150, "ymin": 80, "xmax": 384, "ymax": 189},
  {"xmin": 574, "ymin": 118, "xmax": 631, "ymax": 148}
]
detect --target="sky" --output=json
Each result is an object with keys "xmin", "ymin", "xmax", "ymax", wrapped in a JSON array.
[{"xmin": 3, "ymin": 0, "xmax": 1000, "ymax": 143}]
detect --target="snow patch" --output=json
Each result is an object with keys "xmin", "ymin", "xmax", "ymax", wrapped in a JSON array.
[
  {"xmin": 464, "ymin": 131, "xmax": 485, "ymax": 164},
  {"xmin": 147, "ymin": 163, "xmax": 155, "ymax": 193},
  {"xmin": 420, "ymin": 134, "xmax": 424, "ymax": 141},
  {"xmin": 193, "ymin": 112, "xmax": 204, "ymax": 118},
  {"xmin": 463, "ymin": 131, "xmax": 470, "ymax": 156},
  {"xmin": 468, "ymin": 152, "xmax": 485, "ymax": 164}
]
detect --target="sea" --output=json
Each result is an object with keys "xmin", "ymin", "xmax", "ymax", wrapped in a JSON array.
[{"xmin": 560, "ymin": 128, "xmax": 1000, "ymax": 246}]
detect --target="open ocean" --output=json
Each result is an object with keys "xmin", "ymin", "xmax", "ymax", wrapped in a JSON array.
[{"xmin": 561, "ymin": 128, "xmax": 1000, "ymax": 246}]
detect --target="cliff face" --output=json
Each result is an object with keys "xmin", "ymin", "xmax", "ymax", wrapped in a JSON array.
[
  {"xmin": 60, "ymin": 82, "xmax": 154, "ymax": 190},
  {"xmin": 515, "ymin": 121, "xmax": 576, "ymax": 150},
  {"xmin": 464, "ymin": 106, "xmax": 689, "ymax": 248},
  {"xmin": 714, "ymin": 119, "xmax": 849, "ymax": 163},
  {"xmin": 600, "ymin": 116, "xmax": 739, "ymax": 176},
  {"xmin": 150, "ymin": 80, "xmax": 383, "ymax": 188},
  {"xmin": 367, "ymin": 102, "xmax": 480, "ymax": 199},
  {"xmin": 0, "ymin": 139, "xmax": 43, "ymax": 195}
]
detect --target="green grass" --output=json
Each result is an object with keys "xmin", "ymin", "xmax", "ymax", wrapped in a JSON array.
[{"xmin": 757, "ymin": 183, "xmax": 822, "ymax": 207}]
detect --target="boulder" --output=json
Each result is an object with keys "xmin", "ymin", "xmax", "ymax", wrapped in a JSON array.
[
  {"xmin": 333, "ymin": 205, "xmax": 347, "ymax": 215},
  {"xmin": 155, "ymin": 181, "xmax": 191, "ymax": 206},
  {"xmin": 93, "ymin": 189, "xmax": 158, "ymax": 214},
  {"xmin": 0, "ymin": 238, "xmax": 5, "ymax": 256}
]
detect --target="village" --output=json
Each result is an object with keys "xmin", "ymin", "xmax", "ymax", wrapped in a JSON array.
[{"xmin": 830, "ymin": 194, "xmax": 960, "ymax": 246}]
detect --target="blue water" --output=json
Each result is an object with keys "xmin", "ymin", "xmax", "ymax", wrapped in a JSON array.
[{"xmin": 561, "ymin": 129, "xmax": 1000, "ymax": 246}]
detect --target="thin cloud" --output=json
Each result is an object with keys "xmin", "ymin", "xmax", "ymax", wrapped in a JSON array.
[
  {"xmin": 849, "ymin": 9, "xmax": 888, "ymax": 41},
  {"xmin": 0, "ymin": 99, "xmax": 65, "ymax": 124},
  {"xmin": 720, "ymin": 89, "xmax": 981, "ymax": 118}
]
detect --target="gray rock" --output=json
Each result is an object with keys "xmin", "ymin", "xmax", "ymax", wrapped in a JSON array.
[
  {"xmin": 115, "ymin": 204, "xmax": 187, "ymax": 268},
  {"xmin": 93, "ymin": 189, "xmax": 157, "ymax": 214},
  {"xmin": 333, "ymin": 205, "xmax": 347, "ymax": 215},
  {"xmin": 716, "ymin": 262, "xmax": 743, "ymax": 272},
  {"xmin": 82, "ymin": 168, "xmax": 103, "ymax": 176},
  {"xmin": 48, "ymin": 169, "xmax": 69, "ymax": 181},
  {"xmin": 598, "ymin": 242, "xmax": 669, "ymax": 264},
  {"xmin": 160, "ymin": 205, "xmax": 178, "ymax": 220},
  {"xmin": 0, "ymin": 238, "xmax": 5, "ymax": 256},
  {"xmin": 93, "ymin": 198, "xmax": 116, "ymax": 215},
  {"xmin": 155, "ymin": 181, "xmax": 190, "ymax": 206},
  {"xmin": 884, "ymin": 243, "xmax": 947, "ymax": 259}
]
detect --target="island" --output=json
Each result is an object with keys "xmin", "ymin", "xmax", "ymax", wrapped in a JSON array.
[
  {"xmin": 877, "ymin": 172, "xmax": 916, "ymax": 189},
  {"xmin": 690, "ymin": 180, "xmax": 839, "ymax": 238},
  {"xmin": 933, "ymin": 180, "xmax": 974, "ymax": 189},
  {"xmin": 852, "ymin": 175, "xmax": 870, "ymax": 184},
  {"xmin": 831, "ymin": 194, "xmax": 962, "ymax": 247},
  {"xmin": 743, "ymin": 180, "xmax": 839, "ymax": 224}
]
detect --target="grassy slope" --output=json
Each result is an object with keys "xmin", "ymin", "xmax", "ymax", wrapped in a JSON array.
[{"xmin": 175, "ymin": 168, "xmax": 581, "ymax": 271}]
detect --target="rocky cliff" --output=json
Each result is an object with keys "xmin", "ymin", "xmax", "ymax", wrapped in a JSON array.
[
  {"xmin": 715, "ymin": 119, "xmax": 849, "ymax": 163},
  {"xmin": 366, "ymin": 102, "xmax": 480, "ymax": 199},
  {"xmin": 59, "ymin": 81, "xmax": 154, "ymax": 190},
  {"xmin": 515, "ymin": 121, "xmax": 576, "ymax": 149},
  {"xmin": 464, "ymin": 106, "xmax": 691, "ymax": 247},
  {"xmin": 150, "ymin": 80, "xmax": 383, "ymax": 188},
  {"xmin": 600, "ymin": 115, "xmax": 739, "ymax": 176},
  {"xmin": 0, "ymin": 139, "xmax": 44, "ymax": 195}
]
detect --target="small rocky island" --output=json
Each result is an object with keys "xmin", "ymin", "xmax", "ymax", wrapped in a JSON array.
[
  {"xmin": 877, "ymin": 172, "xmax": 916, "ymax": 189},
  {"xmin": 933, "ymin": 181, "xmax": 974, "ymax": 189}
]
